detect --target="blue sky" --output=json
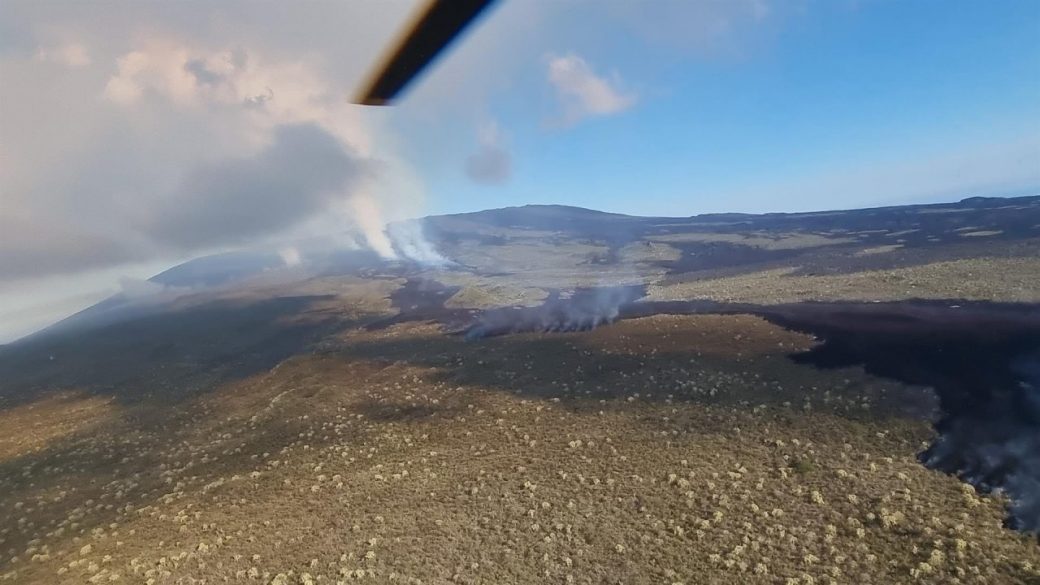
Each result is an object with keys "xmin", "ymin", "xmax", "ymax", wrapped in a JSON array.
[{"xmin": 397, "ymin": 0, "xmax": 1040, "ymax": 216}]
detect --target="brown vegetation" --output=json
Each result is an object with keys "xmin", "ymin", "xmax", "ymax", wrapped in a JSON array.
[{"xmin": 2, "ymin": 313, "xmax": 1037, "ymax": 584}]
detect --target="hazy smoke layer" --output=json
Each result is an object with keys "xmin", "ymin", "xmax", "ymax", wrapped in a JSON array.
[
  {"xmin": 922, "ymin": 353, "xmax": 1040, "ymax": 532},
  {"xmin": 150, "ymin": 124, "xmax": 364, "ymax": 249},
  {"xmin": 465, "ymin": 120, "xmax": 511, "ymax": 185},
  {"xmin": 465, "ymin": 286, "xmax": 644, "ymax": 340}
]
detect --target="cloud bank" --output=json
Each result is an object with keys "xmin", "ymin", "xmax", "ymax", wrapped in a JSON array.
[
  {"xmin": 149, "ymin": 123, "xmax": 368, "ymax": 249},
  {"xmin": 0, "ymin": 1, "xmax": 433, "ymax": 289}
]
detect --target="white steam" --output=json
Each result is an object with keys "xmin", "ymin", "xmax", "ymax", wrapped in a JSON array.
[
  {"xmin": 348, "ymin": 190, "xmax": 398, "ymax": 260},
  {"xmin": 278, "ymin": 246, "xmax": 302, "ymax": 267},
  {"xmin": 117, "ymin": 277, "xmax": 193, "ymax": 305},
  {"xmin": 332, "ymin": 184, "xmax": 447, "ymax": 266},
  {"xmin": 387, "ymin": 220, "xmax": 448, "ymax": 266}
]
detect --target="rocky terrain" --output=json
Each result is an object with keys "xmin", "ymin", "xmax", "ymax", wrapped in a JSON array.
[{"xmin": 1, "ymin": 195, "xmax": 1038, "ymax": 584}]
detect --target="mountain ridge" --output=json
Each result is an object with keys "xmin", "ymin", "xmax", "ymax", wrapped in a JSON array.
[{"xmin": 12, "ymin": 194, "xmax": 1040, "ymax": 344}]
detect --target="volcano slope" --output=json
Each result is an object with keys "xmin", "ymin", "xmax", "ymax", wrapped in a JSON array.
[{"xmin": 1, "ymin": 196, "xmax": 1039, "ymax": 584}]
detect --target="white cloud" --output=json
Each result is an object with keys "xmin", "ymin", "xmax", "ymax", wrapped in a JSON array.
[
  {"xmin": 103, "ymin": 43, "xmax": 197, "ymax": 106},
  {"xmin": 0, "ymin": 1, "xmax": 434, "ymax": 340},
  {"xmin": 1, "ymin": 26, "xmax": 433, "ymax": 285},
  {"xmin": 100, "ymin": 40, "xmax": 372, "ymax": 153},
  {"xmin": 547, "ymin": 53, "xmax": 636, "ymax": 125}
]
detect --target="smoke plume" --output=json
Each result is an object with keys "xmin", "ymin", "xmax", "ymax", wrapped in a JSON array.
[
  {"xmin": 922, "ymin": 352, "xmax": 1040, "ymax": 532},
  {"xmin": 387, "ymin": 220, "xmax": 449, "ymax": 266},
  {"xmin": 465, "ymin": 286, "xmax": 644, "ymax": 340}
]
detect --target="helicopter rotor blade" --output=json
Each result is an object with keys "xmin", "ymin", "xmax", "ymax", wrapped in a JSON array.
[{"xmin": 354, "ymin": 0, "xmax": 498, "ymax": 105}]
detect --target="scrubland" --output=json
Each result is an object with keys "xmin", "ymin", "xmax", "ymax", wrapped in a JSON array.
[
  {"xmin": 647, "ymin": 256, "xmax": 1040, "ymax": 304},
  {"xmin": 2, "ymin": 314, "xmax": 1037, "ymax": 585},
  {"xmin": 4, "ymin": 199, "xmax": 1039, "ymax": 583}
]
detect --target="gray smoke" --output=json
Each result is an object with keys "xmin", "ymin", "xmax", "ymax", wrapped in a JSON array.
[
  {"xmin": 148, "ymin": 123, "xmax": 367, "ymax": 250},
  {"xmin": 464, "ymin": 120, "xmax": 511, "ymax": 185},
  {"xmin": 465, "ymin": 142, "xmax": 511, "ymax": 185},
  {"xmin": 921, "ymin": 353, "xmax": 1040, "ymax": 533},
  {"xmin": 465, "ymin": 285, "xmax": 643, "ymax": 340}
]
